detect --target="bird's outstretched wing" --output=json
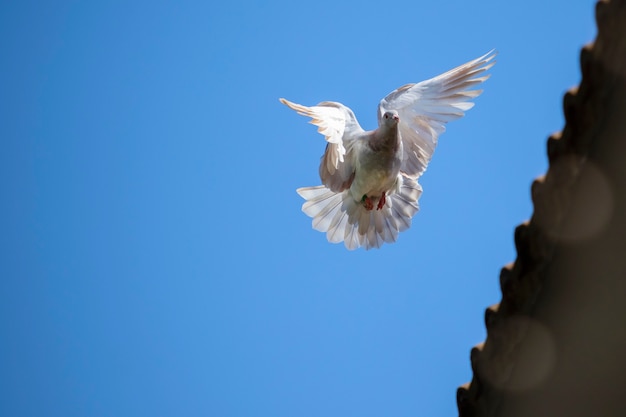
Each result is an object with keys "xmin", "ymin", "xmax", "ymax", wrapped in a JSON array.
[
  {"xmin": 378, "ymin": 50, "xmax": 496, "ymax": 179},
  {"xmin": 280, "ymin": 98, "xmax": 364, "ymax": 192}
]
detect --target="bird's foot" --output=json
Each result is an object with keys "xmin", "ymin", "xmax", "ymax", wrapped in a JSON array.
[
  {"xmin": 377, "ymin": 192, "xmax": 386, "ymax": 210},
  {"xmin": 362, "ymin": 195, "xmax": 374, "ymax": 211}
]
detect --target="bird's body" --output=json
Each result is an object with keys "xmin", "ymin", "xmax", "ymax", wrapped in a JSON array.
[
  {"xmin": 281, "ymin": 50, "xmax": 496, "ymax": 250},
  {"xmin": 350, "ymin": 117, "xmax": 402, "ymax": 206}
]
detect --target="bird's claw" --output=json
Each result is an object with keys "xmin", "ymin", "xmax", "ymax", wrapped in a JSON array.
[
  {"xmin": 362, "ymin": 193, "xmax": 386, "ymax": 211},
  {"xmin": 377, "ymin": 192, "xmax": 386, "ymax": 210},
  {"xmin": 362, "ymin": 195, "xmax": 374, "ymax": 211}
]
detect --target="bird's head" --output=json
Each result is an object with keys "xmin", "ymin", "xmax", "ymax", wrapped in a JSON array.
[{"xmin": 382, "ymin": 110, "xmax": 400, "ymax": 127}]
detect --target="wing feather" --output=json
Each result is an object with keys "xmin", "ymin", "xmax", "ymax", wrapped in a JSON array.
[
  {"xmin": 280, "ymin": 98, "xmax": 364, "ymax": 192},
  {"xmin": 378, "ymin": 50, "xmax": 496, "ymax": 179}
]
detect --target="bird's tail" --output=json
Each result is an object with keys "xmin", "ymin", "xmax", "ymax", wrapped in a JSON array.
[{"xmin": 296, "ymin": 177, "xmax": 422, "ymax": 250}]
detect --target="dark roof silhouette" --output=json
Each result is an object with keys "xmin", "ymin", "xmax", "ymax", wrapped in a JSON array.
[{"xmin": 457, "ymin": 0, "xmax": 626, "ymax": 416}]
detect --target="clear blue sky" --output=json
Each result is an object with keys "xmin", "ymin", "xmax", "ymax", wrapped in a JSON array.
[{"xmin": 1, "ymin": 1, "xmax": 596, "ymax": 416}]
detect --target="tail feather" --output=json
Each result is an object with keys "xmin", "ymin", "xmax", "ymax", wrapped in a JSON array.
[
  {"xmin": 296, "ymin": 176, "xmax": 423, "ymax": 250},
  {"xmin": 312, "ymin": 196, "xmax": 343, "ymax": 231},
  {"xmin": 327, "ymin": 202, "xmax": 351, "ymax": 243},
  {"xmin": 366, "ymin": 217, "xmax": 384, "ymax": 249},
  {"xmin": 344, "ymin": 220, "xmax": 362, "ymax": 250},
  {"xmin": 357, "ymin": 207, "xmax": 371, "ymax": 235}
]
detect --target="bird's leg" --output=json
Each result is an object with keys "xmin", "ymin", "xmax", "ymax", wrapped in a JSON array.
[
  {"xmin": 377, "ymin": 192, "xmax": 387, "ymax": 210},
  {"xmin": 361, "ymin": 195, "xmax": 374, "ymax": 211}
]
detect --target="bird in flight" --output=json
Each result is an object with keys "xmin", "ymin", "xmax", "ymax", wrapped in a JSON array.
[{"xmin": 281, "ymin": 50, "xmax": 496, "ymax": 250}]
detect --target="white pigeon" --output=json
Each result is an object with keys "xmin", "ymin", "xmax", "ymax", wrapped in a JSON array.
[{"xmin": 281, "ymin": 50, "xmax": 496, "ymax": 250}]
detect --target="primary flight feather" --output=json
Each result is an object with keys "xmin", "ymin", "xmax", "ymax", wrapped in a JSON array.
[{"xmin": 281, "ymin": 50, "xmax": 496, "ymax": 250}]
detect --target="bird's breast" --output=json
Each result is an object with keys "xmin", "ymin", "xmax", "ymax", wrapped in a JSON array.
[{"xmin": 351, "ymin": 134, "xmax": 403, "ymax": 199}]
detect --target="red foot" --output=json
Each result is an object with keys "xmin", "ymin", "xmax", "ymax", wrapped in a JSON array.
[
  {"xmin": 377, "ymin": 192, "xmax": 386, "ymax": 210},
  {"xmin": 363, "ymin": 196, "xmax": 374, "ymax": 211}
]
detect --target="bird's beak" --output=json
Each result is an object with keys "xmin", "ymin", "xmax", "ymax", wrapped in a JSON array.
[{"xmin": 393, "ymin": 115, "xmax": 399, "ymax": 121}]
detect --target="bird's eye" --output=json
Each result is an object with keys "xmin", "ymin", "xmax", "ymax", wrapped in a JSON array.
[{"xmin": 384, "ymin": 114, "xmax": 388, "ymax": 119}]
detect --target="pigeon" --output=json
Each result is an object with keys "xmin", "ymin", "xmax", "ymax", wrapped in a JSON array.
[{"xmin": 281, "ymin": 50, "xmax": 496, "ymax": 250}]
